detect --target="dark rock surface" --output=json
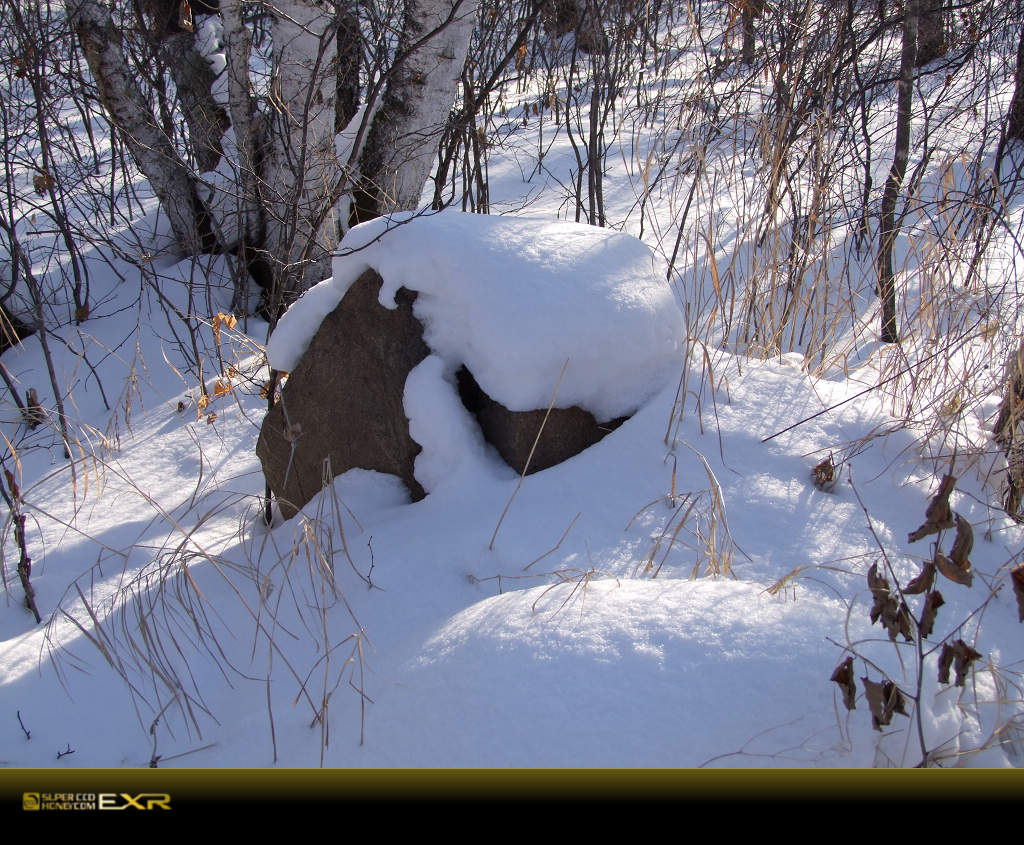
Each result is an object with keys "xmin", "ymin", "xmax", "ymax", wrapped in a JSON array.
[
  {"xmin": 456, "ymin": 366, "xmax": 627, "ymax": 475},
  {"xmin": 256, "ymin": 268, "xmax": 429, "ymax": 517}
]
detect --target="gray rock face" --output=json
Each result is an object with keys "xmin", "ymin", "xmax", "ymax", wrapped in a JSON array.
[
  {"xmin": 256, "ymin": 269, "xmax": 429, "ymax": 518},
  {"xmin": 257, "ymin": 270, "xmax": 631, "ymax": 517}
]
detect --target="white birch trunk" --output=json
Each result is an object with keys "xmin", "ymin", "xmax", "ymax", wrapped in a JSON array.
[
  {"xmin": 362, "ymin": 0, "xmax": 479, "ymax": 213},
  {"xmin": 70, "ymin": 0, "xmax": 213, "ymax": 252},
  {"xmin": 264, "ymin": 0, "xmax": 340, "ymax": 294},
  {"xmin": 220, "ymin": 0, "xmax": 260, "ymax": 246}
]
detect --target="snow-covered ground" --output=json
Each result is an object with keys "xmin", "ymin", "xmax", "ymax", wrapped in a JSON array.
[{"xmin": 2, "ymin": 10, "xmax": 1023, "ymax": 770}]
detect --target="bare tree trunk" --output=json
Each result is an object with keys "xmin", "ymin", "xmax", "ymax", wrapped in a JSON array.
[
  {"xmin": 264, "ymin": 0, "xmax": 342, "ymax": 300},
  {"xmin": 359, "ymin": 0, "xmax": 480, "ymax": 215},
  {"xmin": 915, "ymin": 0, "xmax": 945, "ymax": 67},
  {"xmin": 741, "ymin": 0, "xmax": 763, "ymax": 67},
  {"xmin": 70, "ymin": 0, "xmax": 216, "ymax": 252},
  {"xmin": 161, "ymin": 27, "xmax": 230, "ymax": 172},
  {"xmin": 335, "ymin": 1, "xmax": 361, "ymax": 132},
  {"xmin": 1007, "ymin": 23, "xmax": 1024, "ymax": 142},
  {"xmin": 220, "ymin": 0, "xmax": 261, "ymax": 246},
  {"xmin": 137, "ymin": 0, "xmax": 229, "ymax": 171},
  {"xmin": 877, "ymin": 0, "xmax": 919, "ymax": 345},
  {"xmin": 994, "ymin": 338, "xmax": 1024, "ymax": 520}
]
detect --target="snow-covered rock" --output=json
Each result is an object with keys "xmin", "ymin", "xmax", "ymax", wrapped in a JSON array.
[
  {"xmin": 261, "ymin": 211, "xmax": 685, "ymax": 512},
  {"xmin": 267, "ymin": 211, "xmax": 685, "ymax": 422}
]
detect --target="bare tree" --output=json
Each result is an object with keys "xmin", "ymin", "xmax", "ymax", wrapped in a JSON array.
[
  {"xmin": 877, "ymin": 0, "xmax": 919, "ymax": 344},
  {"xmin": 1007, "ymin": 21, "xmax": 1024, "ymax": 141},
  {"xmin": 915, "ymin": 0, "xmax": 945, "ymax": 67},
  {"xmin": 262, "ymin": 0, "xmax": 343, "ymax": 296},
  {"xmin": 740, "ymin": 0, "xmax": 764, "ymax": 67},
  {"xmin": 357, "ymin": 0, "xmax": 480, "ymax": 216},
  {"xmin": 70, "ymin": 0, "xmax": 217, "ymax": 252},
  {"xmin": 68, "ymin": 0, "xmax": 482, "ymax": 319}
]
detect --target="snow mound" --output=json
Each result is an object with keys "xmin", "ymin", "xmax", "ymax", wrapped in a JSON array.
[
  {"xmin": 378, "ymin": 579, "xmax": 850, "ymax": 766},
  {"xmin": 267, "ymin": 211, "xmax": 684, "ymax": 421}
]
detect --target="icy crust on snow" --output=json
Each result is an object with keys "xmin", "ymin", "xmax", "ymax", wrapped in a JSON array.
[{"xmin": 267, "ymin": 211, "xmax": 684, "ymax": 421}]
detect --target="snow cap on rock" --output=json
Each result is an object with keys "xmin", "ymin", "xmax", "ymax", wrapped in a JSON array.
[{"xmin": 267, "ymin": 211, "xmax": 684, "ymax": 421}]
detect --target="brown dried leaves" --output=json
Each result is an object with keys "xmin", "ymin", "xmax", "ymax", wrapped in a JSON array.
[
  {"xmin": 907, "ymin": 474, "xmax": 956, "ymax": 542},
  {"xmin": 862, "ymin": 677, "xmax": 908, "ymax": 730},
  {"xmin": 938, "ymin": 640, "xmax": 982, "ymax": 687},
  {"xmin": 903, "ymin": 560, "xmax": 935, "ymax": 595},
  {"xmin": 868, "ymin": 563, "xmax": 914, "ymax": 642},
  {"xmin": 22, "ymin": 387, "xmax": 45, "ymax": 430},
  {"xmin": 830, "ymin": 657, "xmax": 856, "ymax": 711},
  {"xmin": 811, "ymin": 453, "xmax": 837, "ymax": 492},
  {"xmin": 1012, "ymin": 565, "xmax": 1024, "ymax": 623},
  {"xmin": 932, "ymin": 513, "xmax": 974, "ymax": 588},
  {"xmin": 32, "ymin": 171, "xmax": 54, "ymax": 196},
  {"xmin": 918, "ymin": 591, "xmax": 944, "ymax": 639},
  {"xmin": 907, "ymin": 477, "xmax": 974, "ymax": 588},
  {"xmin": 211, "ymin": 312, "xmax": 237, "ymax": 346}
]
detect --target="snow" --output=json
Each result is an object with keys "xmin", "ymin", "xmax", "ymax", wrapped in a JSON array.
[
  {"xmin": 404, "ymin": 354, "xmax": 507, "ymax": 493},
  {"xmin": 2, "ymin": 8, "xmax": 1024, "ymax": 775},
  {"xmin": 195, "ymin": 14, "xmax": 228, "ymax": 107},
  {"xmin": 268, "ymin": 211, "xmax": 685, "ymax": 421}
]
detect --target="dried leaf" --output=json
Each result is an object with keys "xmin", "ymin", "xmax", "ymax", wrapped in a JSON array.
[
  {"xmin": 205, "ymin": 413, "xmax": 217, "ymax": 425},
  {"xmin": 830, "ymin": 657, "xmax": 856, "ymax": 711},
  {"xmin": 867, "ymin": 562, "xmax": 891, "ymax": 625},
  {"xmin": 953, "ymin": 641, "xmax": 982, "ymax": 686},
  {"xmin": 938, "ymin": 640, "xmax": 983, "ymax": 686},
  {"xmin": 867, "ymin": 563, "xmax": 914, "ymax": 641},
  {"xmin": 862, "ymin": 677, "xmax": 909, "ymax": 730},
  {"xmin": 908, "ymin": 522, "xmax": 940, "ymax": 542},
  {"xmin": 947, "ymin": 513, "xmax": 973, "ymax": 568},
  {"xmin": 867, "ymin": 562, "xmax": 890, "ymax": 596},
  {"xmin": 890, "ymin": 600, "xmax": 915, "ymax": 643},
  {"xmin": 178, "ymin": 0, "xmax": 194, "ymax": 32},
  {"xmin": 176, "ymin": 401, "xmax": 185, "ymax": 414},
  {"xmin": 934, "ymin": 552, "xmax": 973, "ymax": 588},
  {"xmin": 213, "ymin": 379, "xmax": 231, "ymax": 398},
  {"xmin": 196, "ymin": 393, "xmax": 210, "ymax": 418},
  {"xmin": 873, "ymin": 594, "xmax": 896, "ymax": 631},
  {"xmin": 1011, "ymin": 565, "xmax": 1024, "ymax": 623},
  {"xmin": 903, "ymin": 561, "xmax": 936, "ymax": 595},
  {"xmin": 13, "ymin": 50, "xmax": 33, "ymax": 79},
  {"xmin": 211, "ymin": 313, "xmax": 237, "ymax": 345},
  {"xmin": 925, "ymin": 474, "xmax": 957, "ymax": 524},
  {"xmin": 938, "ymin": 643, "xmax": 955, "ymax": 684},
  {"xmin": 812, "ymin": 453, "xmax": 837, "ymax": 492},
  {"xmin": 919, "ymin": 591, "xmax": 944, "ymax": 639},
  {"xmin": 32, "ymin": 171, "xmax": 54, "ymax": 195},
  {"xmin": 4, "ymin": 468, "xmax": 20, "ymax": 503},
  {"xmin": 515, "ymin": 42, "xmax": 528, "ymax": 69},
  {"xmin": 908, "ymin": 474, "xmax": 957, "ymax": 541},
  {"xmin": 866, "ymin": 564, "xmax": 912, "ymax": 639}
]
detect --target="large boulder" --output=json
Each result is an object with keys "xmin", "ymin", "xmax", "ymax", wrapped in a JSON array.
[
  {"xmin": 256, "ymin": 269, "xmax": 429, "ymax": 518},
  {"xmin": 259, "ymin": 212, "xmax": 684, "ymax": 516},
  {"xmin": 257, "ymin": 274, "xmax": 628, "ymax": 517}
]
